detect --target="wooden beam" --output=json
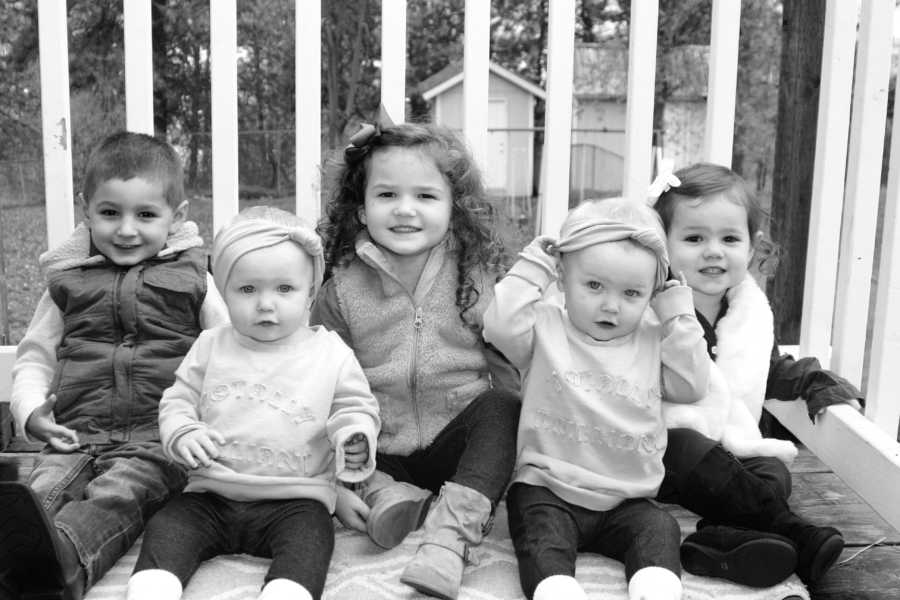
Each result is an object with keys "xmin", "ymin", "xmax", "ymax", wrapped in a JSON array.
[
  {"xmin": 540, "ymin": 0, "xmax": 575, "ymax": 237},
  {"xmin": 463, "ymin": 0, "xmax": 490, "ymax": 172},
  {"xmin": 295, "ymin": 1, "xmax": 322, "ymax": 222},
  {"xmin": 123, "ymin": 0, "xmax": 154, "ymax": 135},
  {"xmin": 380, "ymin": 0, "xmax": 407, "ymax": 124},
  {"xmin": 622, "ymin": 0, "xmax": 657, "ymax": 201},
  {"xmin": 703, "ymin": 0, "xmax": 740, "ymax": 166},
  {"xmin": 37, "ymin": 0, "xmax": 75, "ymax": 249},
  {"xmin": 210, "ymin": 0, "xmax": 239, "ymax": 232},
  {"xmin": 866, "ymin": 16, "xmax": 900, "ymax": 437},
  {"xmin": 766, "ymin": 399, "xmax": 900, "ymax": 535},
  {"xmin": 831, "ymin": 0, "xmax": 892, "ymax": 386},
  {"xmin": 799, "ymin": 0, "xmax": 857, "ymax": 362}
]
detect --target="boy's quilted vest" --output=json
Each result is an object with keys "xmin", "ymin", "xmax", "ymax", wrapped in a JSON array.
[
  {"xmin": 47, "ymin": 247, "xmax": 207, "ymax": 443},
  {"xmin": 334, "ymin": 255, "xmax": 493, "ymax": 455}
]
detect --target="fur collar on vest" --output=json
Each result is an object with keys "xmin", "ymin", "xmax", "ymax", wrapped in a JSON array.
[
  {"xmin": 40, "ymin": 221, "xmax": 205, "ymax": 276},
  {"xmin": 662, "ymin": 275, "xmax": 797, "ymax": 464}
]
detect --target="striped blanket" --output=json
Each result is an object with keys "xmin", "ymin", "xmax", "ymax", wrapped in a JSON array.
[{"xmin": 84, "ymin": 503, "xmax": 809, "ymax": 600}]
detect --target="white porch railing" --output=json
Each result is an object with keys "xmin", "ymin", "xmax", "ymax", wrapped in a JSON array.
[{"xmin": 2, "ymin": 0, "xmax": 899, "ymax": 533}]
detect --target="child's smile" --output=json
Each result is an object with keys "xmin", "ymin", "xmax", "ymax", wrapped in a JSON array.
[
  {"xmin": 666, "ymin": 194, "xmax": 754, "ymax": 306},
  {"xmin": 361, "ymin": 146, "xmax": 453, "ymax": 273}
]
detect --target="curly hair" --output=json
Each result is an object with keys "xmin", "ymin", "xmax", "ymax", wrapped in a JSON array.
[
  {"xmin": 654, "ymin": 162, "xmax": 779, "ymax": 276},
  {"xmin": 319, "ymin": 122, "xmax": 509, "ymax": 330}
]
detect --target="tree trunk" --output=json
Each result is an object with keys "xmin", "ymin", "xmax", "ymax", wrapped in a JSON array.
[{"xmin": 768, "ymin": 0, "xmax": 826, "ymax": 343}]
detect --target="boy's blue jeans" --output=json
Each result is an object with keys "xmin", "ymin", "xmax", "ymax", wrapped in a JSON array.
[{"xmin": 27, "ymin": 441, "xmax": 187, "ymax": 587}]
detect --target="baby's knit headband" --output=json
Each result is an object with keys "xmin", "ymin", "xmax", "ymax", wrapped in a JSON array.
[
  {"xmin": 552, "ymin": 218, "xmax": 670, "ymax": 290},
  {"xmin": 211, "ymin": 219, "xmax": 325, "ymax": 298}
]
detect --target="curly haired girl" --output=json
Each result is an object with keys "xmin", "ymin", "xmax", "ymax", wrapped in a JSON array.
[{"xmin": 311, "ymin": 122, "xmax": 520, "ymax": 600}]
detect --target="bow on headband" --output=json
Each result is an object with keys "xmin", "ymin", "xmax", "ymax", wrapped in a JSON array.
[{"xmin": 646, "ymin": 159, "xmax": 681, "ymax": 206}]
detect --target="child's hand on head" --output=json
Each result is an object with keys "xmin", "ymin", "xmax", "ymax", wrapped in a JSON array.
[
  {"xmin": 25, "ymin": 394, "xmax": 80, "ymax": 452},
  {"xmin": 661, "ymin": 270, "xmax": 689, "ymax": 291},
  {"xmin": 173, "ymin": 428, "xmax": 226, "ymax": 469},
  {"xmin": 342, "ymin": 433, "xmax": 369, "ymax": 470}
]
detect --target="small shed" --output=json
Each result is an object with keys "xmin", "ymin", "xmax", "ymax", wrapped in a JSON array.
[
  {"xmin": 573, "ymin": 43, "xmax": 708, "ymax": 196},
  {"xmin": 419, "ymin": 62, "xmax": 545, "ymax": 198}
]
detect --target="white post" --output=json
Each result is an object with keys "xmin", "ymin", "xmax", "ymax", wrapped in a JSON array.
[
  {"xmin": 295, "ymin": 1, "xmax": 322, "ymax": 222},
  {"xmin": 622, "ymin": 0, "xmax": 658, "ymax": 200},
  {"xmin": 703, "ymin": 0, "xmax": 740, "ymax": 166},
  {"xmin": 381, "ymin": 0, "xmax": 407, "ymax": 124},
  {"xmin": 37, "ymin": 0, "xmax": 75, "ymax": 249},
  {"xmin": 865, "ymin": 30, "xmax": 900, "ymax": 437},
  {"xmin": 209, "ymin": 0, "xmax": 239, "ymax": 233},
  {"xmin": 540, "ymin": 0, "xmax": 575, "ymax": 237},
  {"xmin": 123, "ymin": 0, "xmax": 155, "ymax": 135},
  {"xmin": 830, "ymin": 0, "xmax": 892, "ymax": 386},
  {"xmin": 463, "ymin": 0, "xmax": 490, "ymax": 171},
  {"xmin": 799, "ymin": 0, "xmax": 858, "ymax": 362}
]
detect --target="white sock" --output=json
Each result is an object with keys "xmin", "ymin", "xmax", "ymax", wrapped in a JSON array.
[
  {"xmin": 533, "ymin": 574, "xmax": 587, "ymax": 600},
  {"xmin": 628, "ymin": 566, "xmax": 683, "ymax": 600},
  {"xmin": 257, "ymin": 578, "xmax": 313, "ymax": 600},
  {"xmin": 126, "ymin": 569, "xmax": 183, "ymax": 600}
]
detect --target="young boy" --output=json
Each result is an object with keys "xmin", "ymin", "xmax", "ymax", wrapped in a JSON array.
[
  {"xmin": 125, "ymin": 206, "xmax": 380, "ymax": 600},
  {"xmin": 483, "ymin": 198, "xmax": 710, "ymax": 600},
  {"xmin": 0, "ymin": 131, "xmax": 228, "ymax": 600}
]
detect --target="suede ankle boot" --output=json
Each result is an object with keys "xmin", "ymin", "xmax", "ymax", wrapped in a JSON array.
[
  {"xmin": 0, "ymin": 482, "xmax": 84, "ymax": 600},
  {"xmin": 399, "ymin": 482, "xmax": 492, "ymax": 599},
  {"xmin": 361, "ymin": 471, "xmax": 434, "ymax": 549},
  {"xmin": 771, "ymin": 514, "xmax": 844, "ymax": 585},
  {"xmin": 681, "ymin": 524, "xmax": 798, "ymax": 587}
]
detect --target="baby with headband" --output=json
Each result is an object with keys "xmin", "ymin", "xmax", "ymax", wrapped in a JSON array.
[
  {"xmin": 126, "ymin": 206, "xmax": 380, "ymax": 600},
  {"xmin": 484, "ymin": 198, "xmax": 710, "ymax": 600}
]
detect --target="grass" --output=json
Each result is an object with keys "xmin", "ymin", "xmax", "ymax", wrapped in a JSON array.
[{"xmin": 0, "ymin": 193, "xmax": 536, "ymax": 345}]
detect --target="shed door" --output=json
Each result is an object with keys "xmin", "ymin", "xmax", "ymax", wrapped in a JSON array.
[{"xmin": 487, "ymin": 98, "xmax": 508, "ymax": 190}]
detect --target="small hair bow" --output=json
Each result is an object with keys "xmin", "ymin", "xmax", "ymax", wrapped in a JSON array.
[
  {"xmin": 343, "ymin": 105, "xmax": 397, "ymax": 164},
  {"xmin": 344, "ymin": 122, "xmax": 381, "ymax": 164},
  {"xmin": 646, "ymin": 159, "xmax": 681, "ymax": 205}
]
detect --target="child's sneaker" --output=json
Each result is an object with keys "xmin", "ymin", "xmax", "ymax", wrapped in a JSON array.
[{"xmin": 0, "ymin": 482, "xmax": 85, "ymax": 600}]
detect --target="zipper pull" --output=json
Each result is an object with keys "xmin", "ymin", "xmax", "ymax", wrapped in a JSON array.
[{"xmin": 413, "ymin": 307, "xmax": 423, "ymax": 329}]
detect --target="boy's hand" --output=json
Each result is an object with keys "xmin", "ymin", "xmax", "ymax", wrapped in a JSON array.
[
  {"xmin": 334, "ymin": 484, "xmax": 369, "ymax": 532},
  {"xmin": 25, "ymin": 395, "xmax": 80, "ymax": 452},
  {"xmin": 173, "ymin": 428, "xmax": 226, "ymax": 469},
  {"xmin": 342, "ymin": 433, "xmax": 369, "ymax": 470}
]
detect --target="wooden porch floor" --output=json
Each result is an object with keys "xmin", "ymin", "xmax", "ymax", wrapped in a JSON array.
[{"xmin": 1, "ymin": 446, "xmax": 898, "ymax": 600}]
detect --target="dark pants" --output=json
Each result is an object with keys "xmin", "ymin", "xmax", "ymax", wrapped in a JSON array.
[
  {"xmin": 657, "ymin": 428, "xmax": 793, "ymax": 526},
  {"xmin": 134, "ymin": 492, "xmax": 334, "ymax": 599},
  {"xmin": 507, "ymin": 483, "xmax": 681, "ymax": 599},
  {"xmin": 28, "ymin": 441, "xmax": 187, "ymax": 588},
  {"xmin": 375, "ymin": 389, "xmax": 520, "ymax": 505}
]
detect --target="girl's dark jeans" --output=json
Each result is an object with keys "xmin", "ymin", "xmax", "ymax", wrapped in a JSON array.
[
  {"xmin": 134, "ymin": 492, "xmax": 334, "ymax": 599},
  {"xmin": 507, "ymin": 482, "xmax": 681, "ymax": 599},
  {"xmin": 374, "ymin": 389, "xmax": 521, "ymax": 505}
]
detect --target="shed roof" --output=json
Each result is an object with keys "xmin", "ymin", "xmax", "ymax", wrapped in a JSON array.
[{"xmin": 419, "ymin": 61, "xmax": 546, "ymax": 101}]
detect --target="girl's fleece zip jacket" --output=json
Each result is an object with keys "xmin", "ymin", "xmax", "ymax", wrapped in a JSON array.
[{"xmin": 310, "ymin": 234, "xmax": 506, "ymax": 456}]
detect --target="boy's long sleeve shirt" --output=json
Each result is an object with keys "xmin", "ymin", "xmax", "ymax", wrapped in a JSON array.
[
  {"xmin": 158, "ymin": 325, "xmax": 380, "ymax": 512},
  {"xmin": 483, "ymin": 246, "xmax": 709, "ymax": 511}
]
